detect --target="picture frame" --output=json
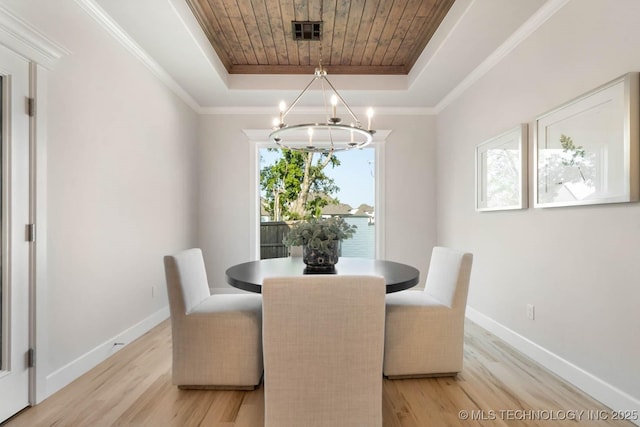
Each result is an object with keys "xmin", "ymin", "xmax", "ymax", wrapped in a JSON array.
[
  {"xmin": 534, "ymin": 72, "xmax": 639, "ymax": 208},
  {"xmin": 475, "ymin": 124, "xmax": 528, "ymax": 211}
]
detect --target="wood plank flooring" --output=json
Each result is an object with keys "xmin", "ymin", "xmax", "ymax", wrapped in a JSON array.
[{"xmin": 3, "ymin": 320, "xmax": 635, "ymax": 427}]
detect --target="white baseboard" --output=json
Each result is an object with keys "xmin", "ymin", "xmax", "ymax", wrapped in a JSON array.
[
  {"xmin": 466, "ymin": 307, "xmax": 640, "ymax": 426},
  {"xmin": 45, "ymin": 307, "xmax": 170, "ymax": 398}
]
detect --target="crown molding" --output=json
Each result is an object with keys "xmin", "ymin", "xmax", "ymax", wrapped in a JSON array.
[
  {"xmin": 435, "ymin": 0, "xmax": 571, "ymax": 113},
  {"xmin": 74, "ymin": 0, "xmax": 201, "ymax": 112},
  {"xmin": 0, "ymin": 4, "xmax": 70, "ymax": 69},
  {"xmin": 200, "ymin": 106, "xmax": 436, "ymax": 116}
]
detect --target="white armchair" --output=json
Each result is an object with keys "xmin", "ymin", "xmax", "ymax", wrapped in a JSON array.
[
  {"xmin": 262, "ymin": 275, "xmax": 386, "ymax": 427},
  {"xmin": 383, "ymin": 246, "xmax": 473, "ymax": 378},
  {"xmin": 163, "ymin": 248, "xmax": 263, "ymax": 389}
]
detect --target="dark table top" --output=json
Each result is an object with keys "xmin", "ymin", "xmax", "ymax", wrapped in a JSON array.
[{"xmin": 225, "ymin": 257, "xmax": 420, "ymax": 294}]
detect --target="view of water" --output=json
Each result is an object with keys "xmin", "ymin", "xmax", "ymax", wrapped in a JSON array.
[
  {"xmin": 341, "ymin": 216, "xmax": 375, "ymax": 258},
  {"xmin": 259, "ymin": 147, "xmax": 376, "ymax": 258}
]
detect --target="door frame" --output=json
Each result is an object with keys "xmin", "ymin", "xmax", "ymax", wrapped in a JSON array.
[
  {"xmin": 0, "ymin": 41, "xmax": 32, "ymax": 422},
  {"xmin": 29, "ymin": 61, "xmax": 48, "ymax": 405},
  {"xmin": 0, "ymin": 6, "xmax": 68, "ymax": 407}
]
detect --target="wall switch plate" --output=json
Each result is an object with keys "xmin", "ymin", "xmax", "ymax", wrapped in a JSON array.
[{"xmin": 527, "ymin": 304, "xmax": 535, "ymax": 320}]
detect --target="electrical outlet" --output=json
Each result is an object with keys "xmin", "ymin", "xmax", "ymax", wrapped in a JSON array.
[{"xmin": 527, "ymin": 304, "xmax": 535, "ymax": 320}]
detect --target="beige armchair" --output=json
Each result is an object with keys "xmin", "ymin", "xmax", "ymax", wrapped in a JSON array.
[
  {"xmin": 383, "ymin": 246, "xmax": 473, "ymax": 378},
  {"xmin": 163, "ymin": 248, "xmax": 263, "ymax": 389},
  {"xmin": 262, "ymin": 275, "xmax": 386, "ymax": 427}
]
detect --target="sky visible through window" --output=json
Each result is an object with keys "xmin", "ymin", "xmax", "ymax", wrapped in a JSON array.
[{"xmin": 259, "ymin": 147, "xmax": 375, "ymax": 208}]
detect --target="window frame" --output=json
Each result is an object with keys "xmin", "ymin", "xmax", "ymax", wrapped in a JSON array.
[{"xmin": 245, "ymin": 129, "xmax": 389, "ymax": 261}]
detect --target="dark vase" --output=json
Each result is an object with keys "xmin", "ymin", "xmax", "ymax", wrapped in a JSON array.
[{"xmin": 303, "ymin": 240, "xmax": 341, "ymax": 272}]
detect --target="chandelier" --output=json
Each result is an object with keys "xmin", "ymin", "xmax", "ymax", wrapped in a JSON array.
[{"xmin": 269, "ymin": 63, "xmax": 375, "ymax": 153}]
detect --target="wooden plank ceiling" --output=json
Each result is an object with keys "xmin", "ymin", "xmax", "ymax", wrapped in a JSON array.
[{"xmin": 185, "ymin": 0, "xmax": 455, "ymax": 75}]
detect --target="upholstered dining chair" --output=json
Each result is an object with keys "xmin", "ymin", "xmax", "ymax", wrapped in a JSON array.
[
  {"xmin": 383, "ymin": 246, "xmax": 473, "ymax": 378},
  {"xmin": 163, "ymin": 248, "xmax": 263, "ymax": 389},
  {"xmin": 262, "ymin": 275, "xmax": 386, "ymax": 427}
]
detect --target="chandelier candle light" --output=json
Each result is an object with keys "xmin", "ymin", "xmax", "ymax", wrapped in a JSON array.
[{"xmin": 270, "ymin": 63, "xmax": 375, "ymax": 153}]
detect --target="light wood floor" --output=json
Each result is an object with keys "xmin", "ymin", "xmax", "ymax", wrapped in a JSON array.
[{"xmin": 3, "ymin": 319, "xmax": 635, "ymax": 427}]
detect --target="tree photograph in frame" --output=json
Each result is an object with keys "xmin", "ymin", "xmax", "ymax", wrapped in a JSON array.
[
  {"xmin": 475, "ymin": 124, "xmax": 528, "ymax": 211},
  {"xmin": 534, "ymin": 72, "xmax": 639, "ymax": 208}
]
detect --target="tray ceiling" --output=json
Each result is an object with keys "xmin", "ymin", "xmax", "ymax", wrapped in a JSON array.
[
  {"xmin": 88, "ymin": 0, "xmax": 550, "ymax": 109},
  {"xmin": 185, "ymin": 0, "xmax": 455, "ymax": 75}
]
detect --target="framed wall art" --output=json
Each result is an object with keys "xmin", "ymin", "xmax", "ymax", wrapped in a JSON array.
[
  {"xmin": 534, "ymin": 72, "xmax": 639, "ymax": 208},
  {"xmin": 475, "ymin": 124, "xmax": 528, "ymax": 211}
]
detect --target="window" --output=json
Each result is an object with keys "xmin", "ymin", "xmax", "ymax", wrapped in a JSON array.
[
  {"xmin": 245, "ymin": 129, "xmax": 388, "ymax": 262},
  {"xmin": 258, "ymin": 146, "xmax": 377, "ymax": 259}
]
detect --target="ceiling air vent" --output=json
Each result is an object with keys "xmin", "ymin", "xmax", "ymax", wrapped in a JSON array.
[{"xmin": 292, "ymin": 21, "xmax": 322, "ymax": 41}]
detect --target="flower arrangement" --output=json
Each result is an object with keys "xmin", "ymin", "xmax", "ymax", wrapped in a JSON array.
[{"xmin": 283, "ymin": 217, "xmax": 357, "ymax": 254}]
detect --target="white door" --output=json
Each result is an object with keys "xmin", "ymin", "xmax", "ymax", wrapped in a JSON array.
[{"xmin": 0, "ymin": 44, "xmax": 31, "ymax": 422}]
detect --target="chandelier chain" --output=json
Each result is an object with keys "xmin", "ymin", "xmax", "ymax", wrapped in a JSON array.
[{"xmin": 269, "ymin": 37, "xmax": 375, "ymax": 154}]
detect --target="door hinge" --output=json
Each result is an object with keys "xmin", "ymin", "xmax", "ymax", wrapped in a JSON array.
[
  {"xmin": 28, "ymin": 348, "xmax": 35, "ymax": 368},
  {"xmin": 26, "ymin": 223, "xmax": 36, "ymax": 242},
  {"xmin": 27, "ymin": 97, "xmax": 36, "ymax": 117}
]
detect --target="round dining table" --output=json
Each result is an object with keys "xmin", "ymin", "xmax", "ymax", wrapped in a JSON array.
[{"xmin": 225, "ymin": 257, "xmax": 420, "ymax": 293}]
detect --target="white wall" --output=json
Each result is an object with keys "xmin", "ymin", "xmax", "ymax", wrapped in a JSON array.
[
  {"xmin": 197, "ymin": 113, "xmax": 437, "ymax": 291},
  {"xmin": 437, "ymin": 0, "xmax": 640, "ymax": 414},
  {"xmin": 1, "ymin": 0, "xmax": 199, "ymax": 398}
]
